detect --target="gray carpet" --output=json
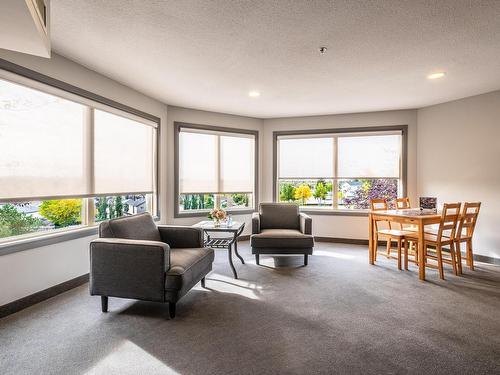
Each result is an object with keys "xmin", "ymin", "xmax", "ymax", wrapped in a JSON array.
[{"xmin": 1, "ymin": 241, "xmax": 499, "ymax": 375}]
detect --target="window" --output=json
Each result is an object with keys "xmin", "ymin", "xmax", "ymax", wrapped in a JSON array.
[
  {"xmin": 275, "ymin": 127, "xmax": 406, "ymax": 211},
  {"xmin": 175, "ymin": 123, "xmax": 257, "ymax": 216},
  {"xmin": 0, "ymin": 72, "xmax": 158, "ymax": 245}
]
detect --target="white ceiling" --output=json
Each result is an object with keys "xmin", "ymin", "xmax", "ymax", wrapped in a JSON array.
[{"xmin": 51, "ymin": 0, "xmax": 500, "ymax": 118}]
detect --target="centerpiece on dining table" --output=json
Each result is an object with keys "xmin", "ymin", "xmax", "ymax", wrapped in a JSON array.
[{"xmin": 208, "ymin": 208, "xmax": 227, "ymax": 227}]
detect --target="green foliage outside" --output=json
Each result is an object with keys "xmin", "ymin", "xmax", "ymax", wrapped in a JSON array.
[
  {"xmin": 280, "ymin": 183, "xmax": 296, "ymax": 202},
  {"xmin": 115, "ymin": 196, "xmax": 123, "ymax": 217},
  {"xmin": 232, "ymin": 193, "xmax": 249, "ymax": 207},
  {"xmin": 96, "ymin": 196, "xmax": 130, "ymax": 221},
  {"xmin": 182, "ymin": 194, "xmax": 214, "ymax": 210},
  {"xmin": 96, "ymin": 197, "xmax": 108, "ymax": 221},
  {"xmin": 39, "ymin": 199, "xmax": 82, "ymax": 227},
  {"xmin": 0, "ymin": 204, "xmax": 42, "ymax": 238},
  {"xmin": 313, "ymin": 181, "xmax": 328, "ymax": 203}
]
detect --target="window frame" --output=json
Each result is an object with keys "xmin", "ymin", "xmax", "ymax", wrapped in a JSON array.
[
  {"xmin": 273, "ymin": 125, "xmax": 408, "ymax": 216},
  {"xmin": 174, "ymin": 122, "xmax": 259, "ymax": 218},
  {"xmin": 0, "ymin": 58, "xmax": 160, "ymax": 255}
]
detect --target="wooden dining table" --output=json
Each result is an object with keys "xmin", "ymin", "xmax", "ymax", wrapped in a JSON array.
[{"xmin": 368, "ymin": 209, "xmax": 442, "ymax": 280}]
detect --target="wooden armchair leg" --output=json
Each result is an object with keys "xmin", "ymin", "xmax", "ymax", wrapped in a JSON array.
[
  {"xmin": 168, "ymin": 302, "xmax": 176, "ymax": 319},
  {"xmin": 304, "ymin": 254, "xmax": 308, "ymax": 266},
  {"xmin": 255, "ymin": 254, "xmax": 260, "ymax": 265}
]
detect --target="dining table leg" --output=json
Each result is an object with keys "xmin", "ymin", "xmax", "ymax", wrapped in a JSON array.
[
  {"xmin": 418, "ymin": 220, "xmax": 425, "ymax": 280},
  {"xmin": 368, "ymin": 213, "xmax": 374, "ymax": 265}
]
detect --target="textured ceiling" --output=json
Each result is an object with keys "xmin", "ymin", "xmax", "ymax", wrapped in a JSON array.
[{"xmin": 51, "ymin": 0, "xmax": 500, "ymax": 118}]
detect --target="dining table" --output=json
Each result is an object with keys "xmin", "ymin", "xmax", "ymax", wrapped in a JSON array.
[{"xmin": 368, "ymin": 208, "xmax": 442, "ymax": 281}]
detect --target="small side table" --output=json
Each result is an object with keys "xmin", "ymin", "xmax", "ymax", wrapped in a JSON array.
[{"xmin": 193, "ymin": 220, "xmax": 245, "ymax": 279}]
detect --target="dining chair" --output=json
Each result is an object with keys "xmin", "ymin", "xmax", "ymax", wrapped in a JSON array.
[
  {"xmin": 395, "ymin": 197, "xmax": 411, "ymax": 209},
  {"xmin": 405, "ymin": 203, "xmax": 461, "ymax": 280},
  {"xmin": 370, "ymin": 199, "xmax": 413, "ymax": 270},
  {"xmin": 455, "ymin": 202, "xmax": 481, "ymax": 273}
]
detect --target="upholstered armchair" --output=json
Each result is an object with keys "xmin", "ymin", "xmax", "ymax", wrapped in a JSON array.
[
  {"xmin": 89, "ymin": 213, "xmax": 214, "ymax": 319},
  {"xmin": 250, "ymin": 203, "xmax": 314, "ymax": 266}
]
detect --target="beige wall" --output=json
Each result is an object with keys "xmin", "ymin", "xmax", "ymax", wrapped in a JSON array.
[
  {"xmin": 417, "ymin": 90, "xmax": 500, "ymax": 258},
  {"xmin": 0, "ymin": 50, "xmax": 168, "ymax": 305},
  {"xmin": 262, "ymin": 110, "xmax": 418, "ymax": 239},
  {"xmin": 165, "ymin": 106, "xmax": 263, "ymax": 235}
]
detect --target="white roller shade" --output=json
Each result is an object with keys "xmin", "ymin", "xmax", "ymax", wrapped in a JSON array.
[
  {"xmin": 179, "ymin": 131, "xmax": 218, "ymax": 193},
  {"xmin": 278, "ymin": 137, "xmax": 333, "ymax": 178},
  {"xmin": 220, "ymin": 135, "xmax": 254, "ymax": 193},
  {"xmin": 94, "ymin": 110, "xmax": 155, "ymax": 195},
  {"xmin": 337, "ymin": 134, "xmax": 401, "ymax": 178},
  {"xmin": 0, "ymin": 78, "xmax": 87, "ymax": 200}
]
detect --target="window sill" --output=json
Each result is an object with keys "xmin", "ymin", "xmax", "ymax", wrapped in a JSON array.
[
  {"xmin": 300, "ymin": 208, "xmax": 368, "ymax": 217},
  {"xmin": 174, "ymin": 208, "xmax": 256, "ymax": 219},
  {"xmin": 0, "ymin": 226, "xmax": 99, "ymax": 257}
]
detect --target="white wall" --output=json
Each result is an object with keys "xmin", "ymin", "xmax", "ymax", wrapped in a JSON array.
[
  {"xmin": 417, "ymin": 90, "xmax": 500, "ymax": 258},
  {"xmin": 165, "ymin": 106, "xmax": 263, "ymax": 235},
  {"xmin": 262, "ymin": 110, "xmax": 418, "ymax": 239},
  {"xmin": 0, "ymin": 50, "xmax": 168, "ymax": 305}
]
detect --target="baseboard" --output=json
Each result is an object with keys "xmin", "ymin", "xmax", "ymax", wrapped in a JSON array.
[
  {"xmin": 313, "ymin": 237, "xmax": 500, "ymax": 265},
  {"xmin": 0, "ymin": 273, "xmax": 89, "ymax": 319}
]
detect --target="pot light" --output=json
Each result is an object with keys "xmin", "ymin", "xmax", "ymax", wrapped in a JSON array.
[
  {"xmin": 248, "ymin": 91, "xmax": 260, "ymax": 98},
  {"xmin": 427, "ymin": 72, "xmax": 446, "ymax": 80}
]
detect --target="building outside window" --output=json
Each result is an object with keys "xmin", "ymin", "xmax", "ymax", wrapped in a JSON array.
[
  {"xmin": 175, "ymin": 123, "xmax": 257, "ymax": 216},
  {"xmin": 275, "ymin": 128, "xmax": 405, "ymax": 211},
  {"xmin": 0, "ymin": 73, "xmax": 158, "ymax": 245}
]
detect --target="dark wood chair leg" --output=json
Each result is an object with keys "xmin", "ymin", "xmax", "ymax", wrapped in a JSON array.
[
  {"xmin": 201, "ymin": 277, "xmax": 206, "ymax": 288},
  {"xmin": 304, "ymin": 254, "xmax": 308, "ymax": 266},
  {"xmin": 255, "ymin": 254, "xmax": 260, "ymax": 265},
  {"xmin": 168, "ymin": 302, "xmax": 176, "ymax": 319},
  {"xmin": 101, "ymin": 296, "xmax": 108, "ymax": 313}
]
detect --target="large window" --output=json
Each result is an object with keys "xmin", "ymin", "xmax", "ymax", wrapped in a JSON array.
[
  {"xmin": 0, "ymin": 71, "xmax": 158, "ymax": 245},
  {"xmin": 275, "ymin": 127, "xmax": 406, "ymax": 211},
  {"xmin": 175, "ymin": 123, "xmax": 257, "ymax": 216}
]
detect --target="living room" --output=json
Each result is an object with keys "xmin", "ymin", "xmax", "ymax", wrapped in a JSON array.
[{"xmin": 0, "ymin": 1, "xmax": 499, "ymax": 374}]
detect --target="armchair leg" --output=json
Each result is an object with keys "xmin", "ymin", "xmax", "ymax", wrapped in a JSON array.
[
  {"xmin": 101, "ymin": 296, "xmax": 108, "ymax": 313},
  {"xmin": 255, "ymin": 254, "xmax": 260, "ymax": 265},
  {"xmin": 201, "ymin": 277, "xmax": 206, "ymax": 288},
  {"xmin": 168, "ymin": 302, "xmax": 176, "ymax": 319},
  {"xmin": 304, "ymin": 254, "xmax": 308, "ymax": 266}
]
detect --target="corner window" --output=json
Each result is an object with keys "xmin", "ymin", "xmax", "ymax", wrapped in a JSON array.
[
  {"xmin": 275, "ymin": 128, "xmax": 406, "ymax": 211},
  {"xmin": 0, "ymin": 73, "xmax": 158, "ymax": 245},
  {"xmin": 175, "ymin": 123, "xmax": 258, "ymax": 216}
]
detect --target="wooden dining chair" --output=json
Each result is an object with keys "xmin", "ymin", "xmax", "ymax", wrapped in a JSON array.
[
  {"xmin": 395, "ymin": 197, "xmax": 411, "ymax": 209},
  {"xmin": 405, "ymin": 203, "xmax": 461, "ymax": 280},
  {"xmin": 455, "ymin": 202, "xmax": 481, "ymax": 273},
  {"xmin": 370, "ymin": 199, "xmax": 413, "ymax": 270}
]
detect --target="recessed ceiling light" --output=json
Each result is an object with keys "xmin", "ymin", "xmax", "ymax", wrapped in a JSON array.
[
  {"xmin": 248, "ymin": 91, "xmax": 260, "ymax": 97},
  {"xmin": 427, "ymin": 72, "xmax": 446, "ymax": 80}
]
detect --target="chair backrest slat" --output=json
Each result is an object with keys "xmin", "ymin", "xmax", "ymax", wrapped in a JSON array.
[
  {"xmin": 456, "ymin": 202, "xmax": 481, "ymax": 240},
  {"xmin": 437, "ymin": 203, "xmax": 461, "ymax": 242},
  {"xmin": 370, "ymin": 199, "xmax": 388, "ymax": 211}
]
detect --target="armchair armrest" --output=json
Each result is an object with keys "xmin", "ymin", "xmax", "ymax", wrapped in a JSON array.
[
  {"xmin": 252, "ymin": 212, "xmax": 260, "ymax": 234},
  {"xmin": 157, "ymin": 225, "xmax": 204, "ymax": 248},
  {"xmin": 89, "ymin": 238, "xmax": 170, "ymax": 302},
  {"xmin": 299, "ymin": 213, "xmax": 312, "ymax": 235}
]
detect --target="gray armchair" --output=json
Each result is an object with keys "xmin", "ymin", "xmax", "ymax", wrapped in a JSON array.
[
  {"xmin": 250, "ymin": 203, "xmax": 314, "ymax": 266},
  {"xmin": 89, "ymin": 213, "xmax": 214, "ymax": 319}
]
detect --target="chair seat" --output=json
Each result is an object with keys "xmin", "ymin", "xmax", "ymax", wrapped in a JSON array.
[
  {"xmin": 377, "ymin": 229, "xmax": 415, "ymax": 238},
  {"xmin": 251, "ymin": 229, "xmax": 314, "ymax": 248},
  {"xmin": 165, "ymin": 247, "xmax": 214, "ymax": 292},
  {"xmin": 404, "ymin": 231, "xmax": 452, "ymax": 244}
]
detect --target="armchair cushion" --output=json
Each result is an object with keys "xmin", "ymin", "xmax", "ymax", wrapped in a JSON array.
[
  {"xmin": 165, "ymin": 247, "xmax": 215, "ymax": 301},
  {"xmin": 259, "ymin": 203, "xmax": 299, "ymax": 230},
  {"xmin": 99, "ymin": 213, "xmax": 161, "ymax": 242},
  {"xmin": 250, "ymin": 229, "xmax": 314, "ymax": 249},
  {"xmin": 157, "ymin": 225, "xmax": 204, "ymax": 248}
]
